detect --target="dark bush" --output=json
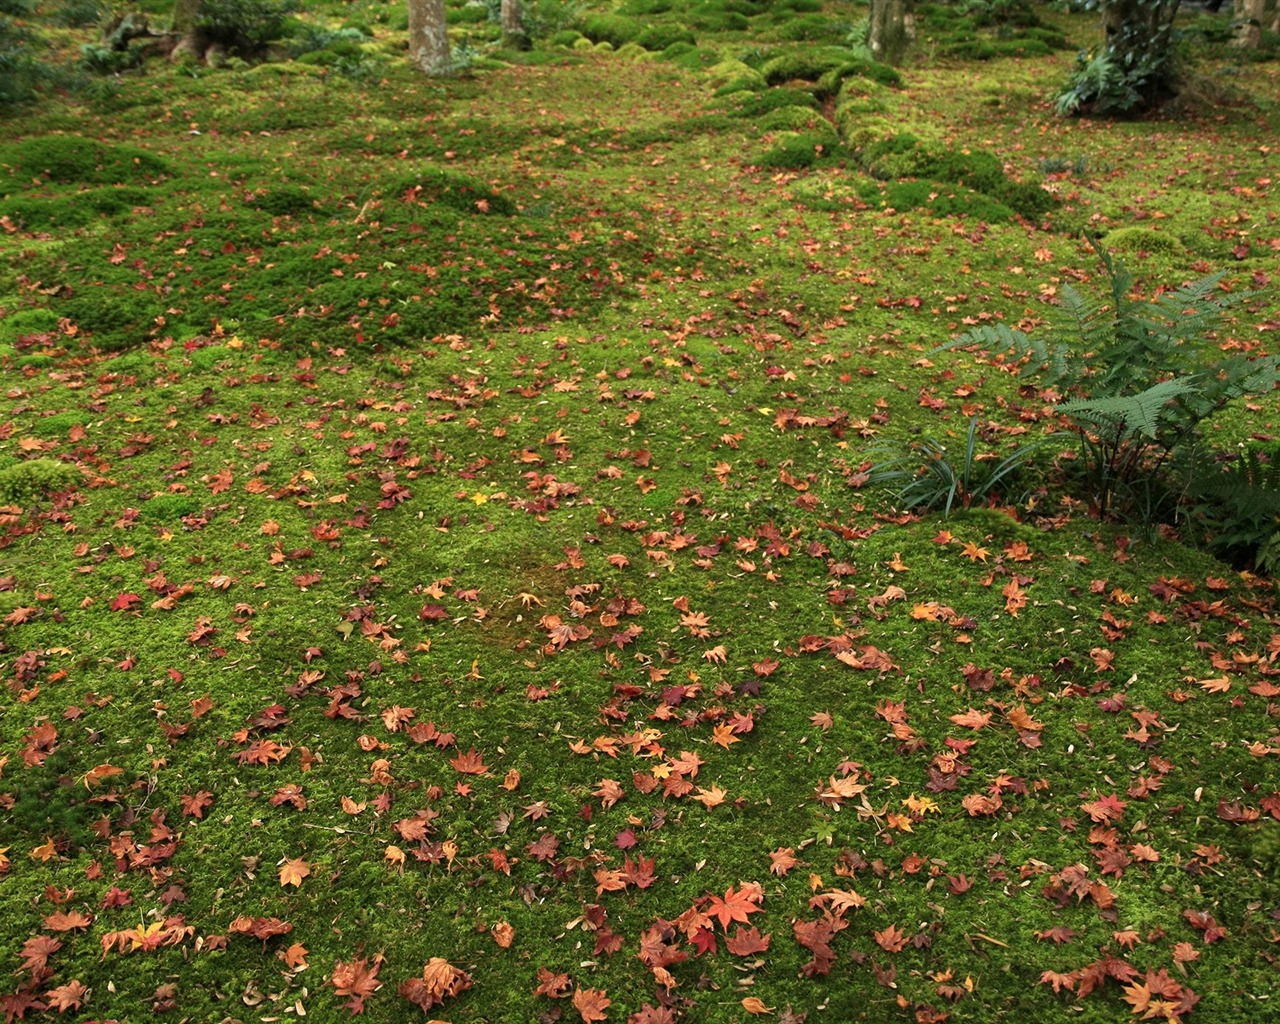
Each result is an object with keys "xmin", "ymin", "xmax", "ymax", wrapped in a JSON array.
[
  {"xmin": 196, "ymin": 0, "xmax": 300, "ymax": 54},
  {"xmin": 776, "ymin": 14, "xmax": 845, "ymax": 41}
]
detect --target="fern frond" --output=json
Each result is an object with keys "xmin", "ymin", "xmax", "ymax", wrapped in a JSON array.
[
  {"xmin": 1053, "ymin": 281, "xmax": 1112, "ymax": 354},
  {"xmin": 1060, "ymin": 378, "xmax": 1197, "ymax": 440},
  {"xmin": 932, "ymin": 323, "xmax": 1030, "ymax": 357}
]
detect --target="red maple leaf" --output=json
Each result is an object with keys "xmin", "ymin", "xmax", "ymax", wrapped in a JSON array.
[
  {"xmin": 110, "ymin": 592, "xmax": 141, "ymax": 612},
  {"xmin": 724, "ymin": 926, "xmax": 771, "ymax": 956},
  {"xmin": 43, "ymin": 910, "xmax": 93, "ymax": 932},
  {"xmin": 533, "ymin": 967, "xmax": 571, "ymax": 999},
  {"xmin": 704, "ymin": 884, "xmax": 764, "ymax": 930},
  {"xmin": 17, "ymin": 935, "xmax": 61, "ymax": 973}
]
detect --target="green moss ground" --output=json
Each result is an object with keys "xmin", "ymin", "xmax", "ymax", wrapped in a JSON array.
[{"xmin": 2, "ymin": 2, "xmax": 1280, "ymax": 1022}]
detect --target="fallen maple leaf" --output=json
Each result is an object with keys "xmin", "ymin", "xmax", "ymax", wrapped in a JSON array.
[
  {"xmin": 534, "ymin": 967, "xmax": 571, "ymax": 999},
  {"xmin": 44, "ymin": 979, "xmax": 89, "ymax": 1012},
  {"xmin": 329, "ymin": 955, "xmax": 383, "ymax": 1013},
  {"xmin": 769, "ymin": 848, "xmax": 799, "ymax": 877},
  {"xmin": 399, "ymin": 956, "xmax": 472, "ymax": 1011},
  {"xmin": 872, "ymin": 923, "xmax": 909, "ymax": 953},
  {"xmin": 492, "ymin": 920, "xmax": 515, "ymax": 948},
  {"xmin": 279, "ymin": 857, "xmax": 310, "ymax": 887},
  {"xmin": 450, "ymin": 747, "xmax": 488, "ymax": 774},
  {"xmin": 229, "ymin": 916, "xmax": 293, "ymax": 942},
  {"xmin": 572, "ymin": 986, "xmax": 612, "ymax": 1022},
  {"xmin": 43, "ymin": 910, "xmax": 93, "ymax": 932},
  {"xmin": 705, "ymin": 884, "xmax": 764, "ymax": 930}
]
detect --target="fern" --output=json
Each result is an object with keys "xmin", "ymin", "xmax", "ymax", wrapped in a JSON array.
[
  {"xmin": 1192, "ymin": 444, "xmax": 1280, "ymax": 572},
  {"xmin": 933, "ymin": 240, "xmax": 1276, "ymax": 520},
  {"xmin": 1060, "ymin": 378, "xmax": 1197, "ymax": 440}
]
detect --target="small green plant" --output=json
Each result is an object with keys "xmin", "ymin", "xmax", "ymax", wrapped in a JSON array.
[
  {"xmin": 1191, "ymin": 442, "xmax": 1280, "ymax": 573},
  {"xmin": 938, "ymin": 244, "xmax": 1277, "ymax": 520},
  {"xmin": 865, "ymin": 417, "xmax": 1047, "ymax": 517}
]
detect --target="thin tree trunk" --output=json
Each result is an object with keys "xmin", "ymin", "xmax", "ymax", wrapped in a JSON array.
[
  {"xmin": 501, "ymin": 0, "xmax": 529, "ymax": 50},
  {"xmin": 867, "ymin": 0, "xmax": 915, "ymax": 66},
  {"xmin": 170, "ymin": 0, "xmax": 206, "ymax": 61},
  {"xmin": 408, "ymin": 0, "xmax": 451, "ymax": 75},
  {"xmin": 1232, "ymin": 0, "xmax": 1266, "ymax": 46}
]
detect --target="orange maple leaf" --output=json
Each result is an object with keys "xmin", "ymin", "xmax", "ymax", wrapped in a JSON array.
[
  {"xmin": 278, "ymin": 858, "xmax": 310, "ymax": 888},
  {"xmin": 572, "ymin": 986, "xmax": 612, "ymax": 1022},
  {"xmin": 710, "ymin": 722, "xmax": 740, "ymax": 749},
  {"xmin": 329, "ymin": 955, "xmax": 383, "ymax": 1013},
  {"xmin": 872, "ymin": 922, "xmax": 909, "ymax": 953}
]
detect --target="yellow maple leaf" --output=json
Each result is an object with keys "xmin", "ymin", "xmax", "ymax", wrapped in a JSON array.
[
  {"xmin": 29, "ymin": 837, "xmax": 59, "ymax": 863},
  {"xmin": 710, "ymin": 722, "xmax": 740, "ymax": 749}
]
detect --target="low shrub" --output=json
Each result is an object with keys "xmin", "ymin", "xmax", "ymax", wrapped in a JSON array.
[
  {"xmin": 759, "ymin": 49, "xmax": 853, "ymax": 85},
  {"xmin": 0, "ymin": 186, "xmax": 150, "ymax": 231},
  {"xmin": 1100, "ymin": 226, "xmax": 1186, "ymax": 255},
  {"xmin": 196, "ymin": 0, "xmax": 300, "ymax": 54},
  {"xmin": 139, "ymin": 493, "xmax": 205, "ymax": 522},
  {"xmin": 244, "ymin": 183, "xmax": 317, "ymax": 216},
  {"xmin": 776, "ymin": 14, "xmax": 846, "ymax": 41},
  {"xmin": 723, "ymin": 86, "xmax": 818, "ymax": 116},
  {"xmin": 689, "ymin": 10, "xmax": 749, "ymax": 31},
  {"xmin": 30, "ymin": 410, "xmax": 91, "ymax": 438},
  {"xmin": 0, "ymin": 308, "xmax": 61, "ymax": 344}
]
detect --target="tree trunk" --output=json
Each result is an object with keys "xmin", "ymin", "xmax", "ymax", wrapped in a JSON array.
[
  {"xmin": 170, "ymin": 0, "xmax": 206, "ymax": 61},
  {"xmin": 1231, "ymin": 0, "xmax": 1266, "ymax": 46},
  {"xmin": 501, "ymin": 0, "xmax": 529, "ymax": 49},
  {"xmin": 867, "ymin": 0, "xmax": 915, "ymax": 66},
  {"xmin": 408, "ymin": 0, "xmax": 451, "ymax": 75}
]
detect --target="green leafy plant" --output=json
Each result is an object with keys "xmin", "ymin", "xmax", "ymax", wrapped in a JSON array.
[
  {"xmin": 1055, "ymin": 0, "xmax": 1182, "ymax": 115},
  {"xmin": 939, "ymin": 244, "xmax": 1277, "ymax": 519},
  {"xmin": 1191, "ymin": 442, "xmax": 1280, "ymax": 572},
  {"xmin": 865, "ymin": 417, "xmax": 1048, "ymax": 517}
]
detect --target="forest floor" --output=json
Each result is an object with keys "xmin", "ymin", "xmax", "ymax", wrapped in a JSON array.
[{"xmin": 2, "ymin": 2, "xmax": 1280, "ymax": 1022}]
